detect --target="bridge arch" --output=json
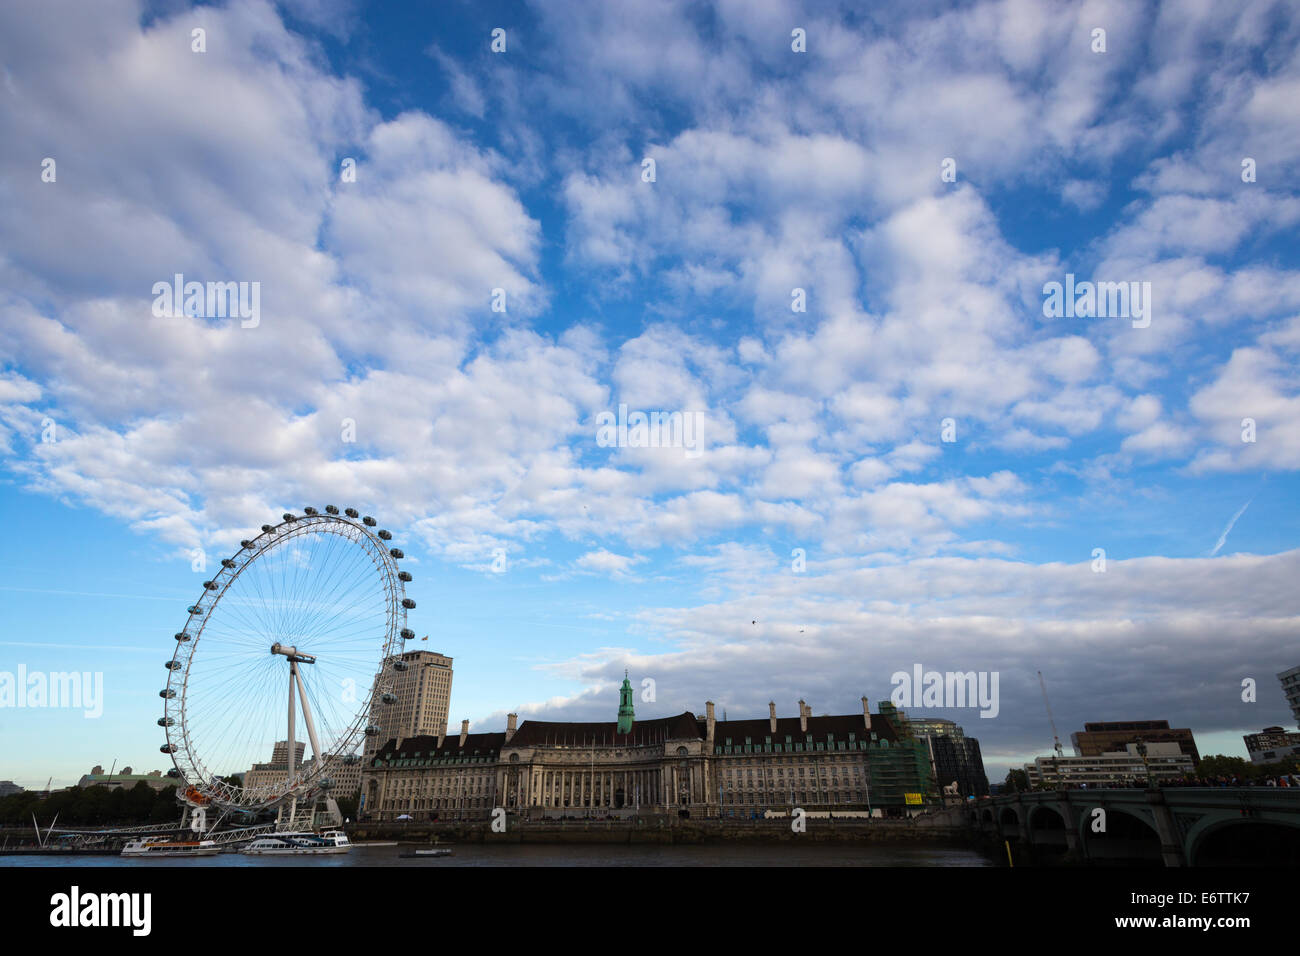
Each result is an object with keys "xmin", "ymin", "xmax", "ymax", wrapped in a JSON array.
[
  {"xmin": 1186, "ymin": 816, "xmax": 1300, "ymax": 866},
  {"xmin": 1028, "ymin": 804, "xmax": 1066, "ymax": 830},
  {"xmin": 1078, "ymin": 805, "xmax": 1162, "ymax": 865}
]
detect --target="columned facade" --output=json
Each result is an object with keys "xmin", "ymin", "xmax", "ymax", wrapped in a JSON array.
[{"xmin": 360, "ymin": 697, "xmax": 935, "ymax": 821}]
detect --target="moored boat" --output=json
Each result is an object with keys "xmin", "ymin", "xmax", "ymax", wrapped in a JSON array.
[
  {"xmin": 121, "ymin": 837, "xmax": 220, "ymax": 858},
  {"xmin": 239, "ymin": 829, "xmax": 351, "ymax": 856}
]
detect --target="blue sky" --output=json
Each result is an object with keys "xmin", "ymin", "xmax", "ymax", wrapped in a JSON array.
[{"xmin": 2, "ymin": 0, "xmax": 1299, "ymax": 787}]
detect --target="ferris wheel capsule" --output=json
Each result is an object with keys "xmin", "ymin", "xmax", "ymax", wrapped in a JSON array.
[
  {"xmin": 160, "ymin": 688, "xmax": 176, "ymax": 698},
  {"xmin": 391, "ymin": 549, "xmax": 405, "ymax": 559},
  {"xmin": 402, "ymin": 598, "xmax": 415, "ymax": 609},
  {"xmin": 158, "ymin": 716, "xmax": 175, "ymax": 727},
  {"xmin": 261, "ymin": 524, "xmax": 273, "ymax": 533},
  {"xmin": 363, "ymin": 516, "xmax": 376, "ymax": 527},
  {"xmin": 221, "ymin": 559, "xmax": 236, "ymax": 568},
  {"xmin": 325, "ymin": 505, "xmax": 339, "ymax": 515},
  {"xmin": 161, "ymin": 744, "xmax": 177, "ymax": 754},
  {"xmin": 344, "ymin": 508, "xmax": 359, "ymax": 518},
  {"xmin": 175, "ymin": 632, "xmax": 191, "ymax": 642},
  {"xmin": 164, "ymin": 660, "xmax": 181, "ymax": 670},
  {"xmin": 378, "ymin": 529, "xmax": 392, "ymax": 540},
  {"xmin": 304, "ymin": 506, "xmax": 319, "ymax": 515},
  {"xmin": 400, "ymin": 628, "xmax": 414, "ymax": 640}
]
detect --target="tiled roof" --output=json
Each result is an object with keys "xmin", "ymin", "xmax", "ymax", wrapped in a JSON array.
[
  {"xmin": 712, "ymin": 713, "xmax": 900, "ymax": 745},
  {"xmin": 372, "ymin": 710, "xmax": 905, "ymax": 761},
  {"xmin": 505, "ymin": 712, "xmax": 702, "ymax": 748},
  {"xmin": 373, "ymin": 731, "xmax": 506, "ymax": 761}
]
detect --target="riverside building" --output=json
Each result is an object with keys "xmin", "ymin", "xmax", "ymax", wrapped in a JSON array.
[
  {"xmin": 1243, "ymin": 726, "xmax": 1300, "ymax": 766},
  {"xmin": 1024, "ymin": 742, "xmax": 1194, "ymax": 788},
  {"xmin": 1280, "ymin": 665, "xmax": 1300, "ymax": 729},
  {"xmin": 906, "ymin": 717, "xmax": 990, "ymax": 798},
  {"xmin": 1070, "ymin": 720, "xmax": 1200, "ymax": 763},
  {"xmin": 359, "ymin": 678, "xmax": 936, "ymax": 821}
]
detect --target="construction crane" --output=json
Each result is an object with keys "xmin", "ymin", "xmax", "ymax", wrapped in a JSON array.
[{"xmin": 1037, "ymin": 671, "xmax": 1065, "ymax": 759}]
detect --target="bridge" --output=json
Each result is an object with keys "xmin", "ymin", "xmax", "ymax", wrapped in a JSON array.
[{"xmin": 955, "ymin": 788, "xmax": 1300, "ymax": 865}]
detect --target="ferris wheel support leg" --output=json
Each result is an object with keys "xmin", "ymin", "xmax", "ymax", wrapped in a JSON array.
[
  {"xmin": 293, "ymin": 663, "xmax": 324, "ymax": 764},
  {"xmin": 287, "ymin": 662, "xmax": 297, "ymax": 791}
]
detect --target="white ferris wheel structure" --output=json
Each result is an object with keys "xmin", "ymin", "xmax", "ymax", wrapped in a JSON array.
[{"xmin": 158, "ymin": 506, "xmax": 415, "ymax": 831}]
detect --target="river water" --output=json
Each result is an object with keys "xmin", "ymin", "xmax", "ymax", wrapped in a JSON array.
[{"xmin": 6, "ymin": 842, "xmax": 992, "ymax": 867}]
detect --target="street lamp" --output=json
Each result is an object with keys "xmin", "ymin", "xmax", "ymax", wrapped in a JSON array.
[{"xmin": 1136, "ymin": 741, "xmax": 1153, "ymax": 788}]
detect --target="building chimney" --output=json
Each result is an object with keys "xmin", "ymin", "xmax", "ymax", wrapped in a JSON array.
[
  {"xmin": 459, "ymin": 718, "xmax": 469, "ymax": 747},
  {"xmin": 505, "ymin": 713, "xmax": 518, "ymax": 743},
  {"xmin": 862, "ymin": 696, "xmax": 871, "ymax": 731},
  {"xmin": 769, "ymin": 701, "xmax": 777, "ymax": 733},
  {"xmin": 705, "ymin": 701, "xmax": 716, "ymax": 746},
  {"xmin": 798, "ymin": 699, "xmax": 808, "ymax": 733}
]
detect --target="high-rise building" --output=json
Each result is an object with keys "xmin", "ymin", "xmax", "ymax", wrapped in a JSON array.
[
  {"xmin": 1071, "ymin": 720, "xmax": 1199, "ymax": 764},
  {"xmin": 1279, "ymin": 665, "xmax": 1300, "ymax": 730},
  {"xmin": 270, "ymin": 740, "xmax": 306, "ymax": 766},
  {"xmin": 905, "ymin": 717, "xmax": 989, "ymax": 798},
  {"xmin": 1243, "ymin": 726, "xmax": 1300, "ymax": 766},
  {"xmin": 244, "ymin": 740, "xmax": 306, "ymax": 793},
  {"xmin": 364, "ymin": 649, "xmax": 454, "ymax": 759}
]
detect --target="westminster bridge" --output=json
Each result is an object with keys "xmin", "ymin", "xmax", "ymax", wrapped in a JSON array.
[{"xmin": 954, "ymin": 787, "xmax": 1300, "ymax": 865}]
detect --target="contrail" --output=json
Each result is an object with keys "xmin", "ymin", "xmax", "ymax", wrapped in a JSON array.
[{"xmin": 1210, "ymin": 499, "xmax": 1252, "ymax": 556}]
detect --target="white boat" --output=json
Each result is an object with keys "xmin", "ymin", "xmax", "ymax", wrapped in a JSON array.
[
  {"xmin": 239, "ymin": 830, "xmax": 351, "ymax": 856},
  {"xmin": 399, "ymin": 847, "xmax": 453, "ymax": 858},
  {"xmin": 121, "ymin": 837, "xmax": 220, "ymax": 858}
]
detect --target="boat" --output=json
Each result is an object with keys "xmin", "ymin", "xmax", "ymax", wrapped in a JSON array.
[
  {"xmin": 239, "ymin": 830, "xmax": 351, "ymax": 856},
  {"xmin": 398, "ymin": 847, "xmax": 453, "ymax": 858},
  {"xmin": 121, "ymin": 837, "xmax": 220, "ymax": 858}
]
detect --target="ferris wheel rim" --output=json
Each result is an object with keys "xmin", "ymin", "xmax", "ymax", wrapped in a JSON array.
[{"xmin": 160, "ymin": 510, "xmax": 410, "ymax": 810}]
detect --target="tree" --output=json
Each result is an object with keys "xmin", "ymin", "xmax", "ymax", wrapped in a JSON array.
[
  {"xmin": 1003, "ymin": 769, "xmax": 1029, "ymax": 793},
  {"xmin": 1196, "ymin": 755, "xmax": 1251, "ymax": 779}
]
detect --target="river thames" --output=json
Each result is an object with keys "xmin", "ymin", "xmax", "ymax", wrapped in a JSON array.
[{"xmin": 5, "ymin": 842, "xmax": 993, "ymax": 867}]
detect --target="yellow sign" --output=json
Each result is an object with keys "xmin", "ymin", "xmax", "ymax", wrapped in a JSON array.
[{"xmin": 904, "ymin": 792, "xmax": 923, "ymax": 805}]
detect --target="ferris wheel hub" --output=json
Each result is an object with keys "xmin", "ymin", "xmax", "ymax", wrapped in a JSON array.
[{"xmin": 270, "ymin": 642, "xmax": 315, "ymax": 664}]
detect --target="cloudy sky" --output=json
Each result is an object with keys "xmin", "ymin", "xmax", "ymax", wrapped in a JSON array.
[{"xmin": 1, "ymin": 0, "xmax": 1298, "ymax": 787}]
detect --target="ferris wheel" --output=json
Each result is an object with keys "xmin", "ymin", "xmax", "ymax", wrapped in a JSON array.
[{"xmin": 158, "ymin": 507, "xmax": 414, "ymax": 812}]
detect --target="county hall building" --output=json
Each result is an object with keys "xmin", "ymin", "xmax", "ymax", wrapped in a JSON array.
[{"xmin": 359, "ymin": 677, "xmax": 936, "ymax": 820}]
